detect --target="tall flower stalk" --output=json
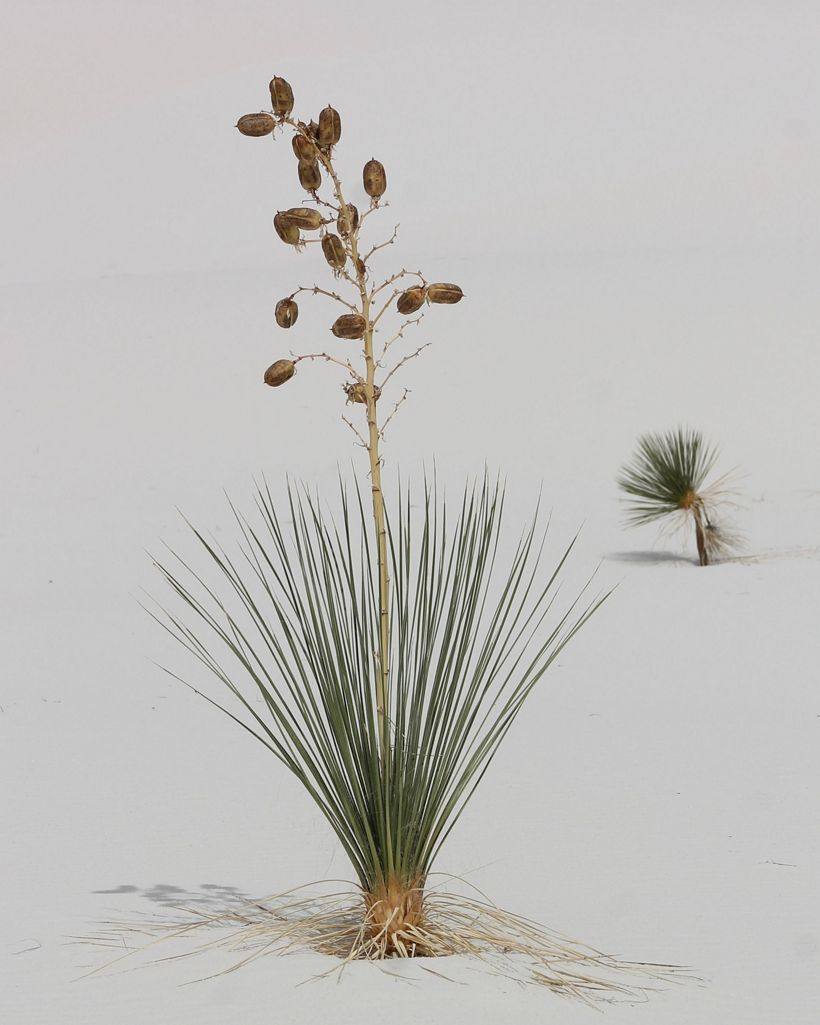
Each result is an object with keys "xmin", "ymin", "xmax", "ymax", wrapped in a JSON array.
[{"xmin": 240, "ymin": 83, "xmax": 464, "ymax": 761}]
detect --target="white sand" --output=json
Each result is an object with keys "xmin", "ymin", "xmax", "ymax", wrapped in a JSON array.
[{"xmin": 2, "ymin": 3, "xmax": 819, "ymax": 1022}]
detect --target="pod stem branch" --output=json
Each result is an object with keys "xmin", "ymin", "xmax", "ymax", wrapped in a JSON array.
[
  {"xmin": 370, "ymin": 268, "xmax": 425, "ymax": 300},
  {"xmin": 292, "ymin": 352, "xmax": 363, "ymax": 381},
  {"xmin": 291, "ymin": 285, "xmax": 358, "ymax": 312},
  {"xmin": 380, "ymin": 389, "xmax": 410, "ymax": 436},
  {"xmin": 378, "ymin": 314, "xmax": 425, "ymax": 363},
  {"xmin": 380, "ymin": 343, "xmax": 431, "ymax": 388},
  {"xmin": 363, "ymin": 224, "xmax": 400, "ymax": 262}
]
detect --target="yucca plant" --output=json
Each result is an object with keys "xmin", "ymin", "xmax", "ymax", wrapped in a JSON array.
[
  {"xmin": 126, "ymin": 76, "xmax": 680, "ymax": 999},
  {"xmin": 152, "ymin": 477, "xmax": 609, "ymax": 973},
  {"xmin": 617, "ymin": 427, "xmax": 738, "ymax": 565}
]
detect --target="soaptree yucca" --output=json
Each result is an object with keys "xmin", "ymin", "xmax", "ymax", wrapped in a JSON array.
[
  {"xmin": 617, "ymin": 428, "xmax": 739, "ymax": 566},
  {"xmin": 130, "ymin": 76, "xmax": 680, "ymax": 1000},
  {"xmin": 153, "ymin": 477, "xmax": 610, "ymax": 975}
]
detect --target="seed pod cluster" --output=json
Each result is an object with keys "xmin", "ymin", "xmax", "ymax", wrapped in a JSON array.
[
  {"xmin": 269, "ymin": 77, "xmax": 294, "ymax": 117},
  {"xmin": 236, "ymin": 113, "xmax": 276, "ymax": 137},
  {"xmin": 331, "ymin": 313, "xmax": 367, "ymax": 339},
  {"xmin": 275, "ymin": 298, "xmax": 298, "ymax": 328},
  {"xmin": 298, "ymin": 160, "xmax": 322, "ymax": 192},
  {"xmin": 396, "ymin": 286, "xmax": 426, "ymax": 314},
  {"xmin": 274, "ymin": 212, "xmax": 300, "ymax": 246},
  {"xmin": 426, "ymin": 282, "xmax": 464, "ymax": 304},
  {"xmin": 337, "ymin": 203, "xmax": 359, "ymax": 237},
  {"xmin": 292, "ymin": 134, "xmax": 316, "ymax": 161},
  {"xmin": 278, "ymin": 207, "xmax": 324, "ymax": 230},
  {"xmin": 322, "ymin": 233, "xmax": 346, "ymax": 271},
  {"xmin": 363, "ymin": 158, "xmax": 387, "ymax": 199},
  {"xmin": 236, "ymin": 78, "xmax": 470, "ymax": 424},
  {"xmin": 264, "ymin": 359, "xmax": 296, "ymax": 387},
  {"xmin": 317, "ymin": 105, "xmax": 341, "ymax": 147},
  {"xmin": 344, "ymin": 382, "xmax": 381, "ymax": 404}
]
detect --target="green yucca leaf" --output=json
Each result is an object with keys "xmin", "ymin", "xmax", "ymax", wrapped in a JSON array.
[
  {"xmin": 617, "ymin": 427, "xmax": 719, "ymax": 526},
  {"xmin": 149, "ymin": 475, "xmax": 606, "ymax": 892}
]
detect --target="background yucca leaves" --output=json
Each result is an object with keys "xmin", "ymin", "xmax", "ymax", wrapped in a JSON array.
[
  {"xmin": 617, "ymin": 427, "xmax": 718, "ymax": 527},
  {"xmin": 150, "ymin": 475, "xmax": 606, "ymax": 893}
]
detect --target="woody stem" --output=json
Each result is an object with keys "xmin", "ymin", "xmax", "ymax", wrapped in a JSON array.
[
  {"xmin": 692, "ymin": 503, "xmax": 709, "ymax": 566},
  {"xmin": 301, "ymin": 129, "xmax": 389, "ymax": 763}
]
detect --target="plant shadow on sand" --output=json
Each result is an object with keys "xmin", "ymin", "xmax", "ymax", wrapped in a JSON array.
[
  {"xmin": 606, "ymin": 546, "xmax": 820, "ymax": 567},
  {"xmin": 605, "ymin": 550, "xmax": 693, "ymax": 566},
  {"xmin": 92, "ymin": 882, "xmax": 251, "ymax": 910}
]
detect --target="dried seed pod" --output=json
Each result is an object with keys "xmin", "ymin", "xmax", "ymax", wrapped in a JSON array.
[
  {"xmin": 298, "ymin": 159, "xmax": 322, "ymax": 191},
  {"xmin": 317, "ymin": 105, "xmax": 342, "ymax": 146},
  {"xmin": 236, "ymin": 113, "xmax": 276, "ymax": 137},
  {"xmin": 273, "ymin": 212, "xmax": 300, "ymax": 246},
  {"xmin": 396, "ymin": 286, "xmax": 426, "ymax": 314},
  {"xmin": 306, "ymin": 120, "xmax": 320, "ymax": 140},
  {"xmin": 322, "ymin": 233, "xmax": 346, "ymax": 270},
  {"xmin": 279, "ymin": 207, "xmax": 324, "ymax": 230},
  {"xmin": 363, "ymin": 158, "xmax": 387, "ymax": 199},
  {"xmin": 264, "ymin": 359, "xmax": 296, "ymax": 387},
  {"xmin": 331, "ymin": 313, "xmax": 367, "ymax": 339},
  {"xmin": 275, "ymin": 298, "xmax": 299, "ymax": 328},
  {"xmin": 292, "ymin": 134, "xmax": 316, "ymax": 161},
  {"xmin": 344, "ymin": 381, "xmax": 381, "ymax": 404},
  {"xmin": 337, "ymin": 203, "xmax": 359, "ymax": 237},
  {"xmin": 426, "ymin": 282, "xmax": 464, "ymax": 304},
  {"xmin": 355, "ymin": 257, "xmax": 366, "ymax": 277},
  {"xmin": 269, "ymin": 77, "xmax": 294, "ymax": 117}
]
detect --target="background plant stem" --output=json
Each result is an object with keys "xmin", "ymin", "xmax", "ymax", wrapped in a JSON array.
[{"xmin": 692, "ymin": 504, "xmax": 708, "ymax": 566}]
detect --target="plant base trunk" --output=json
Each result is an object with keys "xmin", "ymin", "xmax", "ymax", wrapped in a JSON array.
[
  {"xmin": 693, "ymin": 507, "xmax": 709, "ymax": 566},
  {"xmin": 364, "ymin": 876, "xmax": 427, "ymax": 956},
  {"xmin": 85, "ymin": 877, "xmax": 690, "ymax": 999}
]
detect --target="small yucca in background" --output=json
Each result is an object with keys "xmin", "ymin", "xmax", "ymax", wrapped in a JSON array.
[{"xmin": 617, "ymin": 427, "xmax": 740, "ymax": 565}]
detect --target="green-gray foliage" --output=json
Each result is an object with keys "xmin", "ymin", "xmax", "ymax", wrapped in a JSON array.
[
  {"xmin": 617, "ymin": 427, "xmax": 718, "ymax": 526},
  {"xmin": 151, "ymin": 476, "xmax": 605, "ymax": 892}
]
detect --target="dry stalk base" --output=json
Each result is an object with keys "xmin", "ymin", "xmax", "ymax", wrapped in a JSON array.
[{"xmin": 78, "ymin": 879, "xmax": 692, "ymax": 1004}]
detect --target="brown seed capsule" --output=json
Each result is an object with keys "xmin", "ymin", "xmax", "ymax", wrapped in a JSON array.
[
  {"xmin": 236, "ymin": 113, "xmax": 276, "ymax": 137},
  {"xmin": 278, "ymin": 207, "xmax": 324, "ymax": 230},
  {"xmin": 298, "ymin": 159, "xmax": 322, "ymax": 191},
  {"xmin": 269, "ymin": 77, "xmax": 294, "ymax": 117},
  {"xmin": 306, "ymin": 120, "xmax": 320, "ymax": 140},
  {"xmin": 264, "ymin": 359, "xmax": 296, "ymax": 387},
  {"xmin": 355, "ymin": 257, "xmax": 366, "ymax": 278},
  {"xmin": 396, "ymin": 286, "xmax": 426, "ymax": 314},
  {"xmin": 273, "ymin": 212, "xmax": 300, "ymax": 246},
  {"xmin": 292, "ymin": 134, "xmax": 316, "ymax": 161},
  {"xmin": 426, "ymin": 282, "xmax": 464, "ymax": 304},
  {"xmin": 322, "ymin": 233, "xmax": 346, "ymax": 270},
  {"xmin": 344, "ymin": 381, "xmax": 381, "ymax": 404},
  {"xmin": 363, "ymin": 158, "xmax": 387, "ymax": 199},
  {"xmin": 275, "ymin": 298, "xmax": 298, "ymax": 329},
  {"xmin": 336, "ymin": 203, "xmax": 359, "ymax": 237},
  {"xmin": 317, "ymin": 105, "xmax": 342, "ymax": 146},
  {"xmin": 331, "ymin": 313, "xmax": 367, "ymax": 339}
]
